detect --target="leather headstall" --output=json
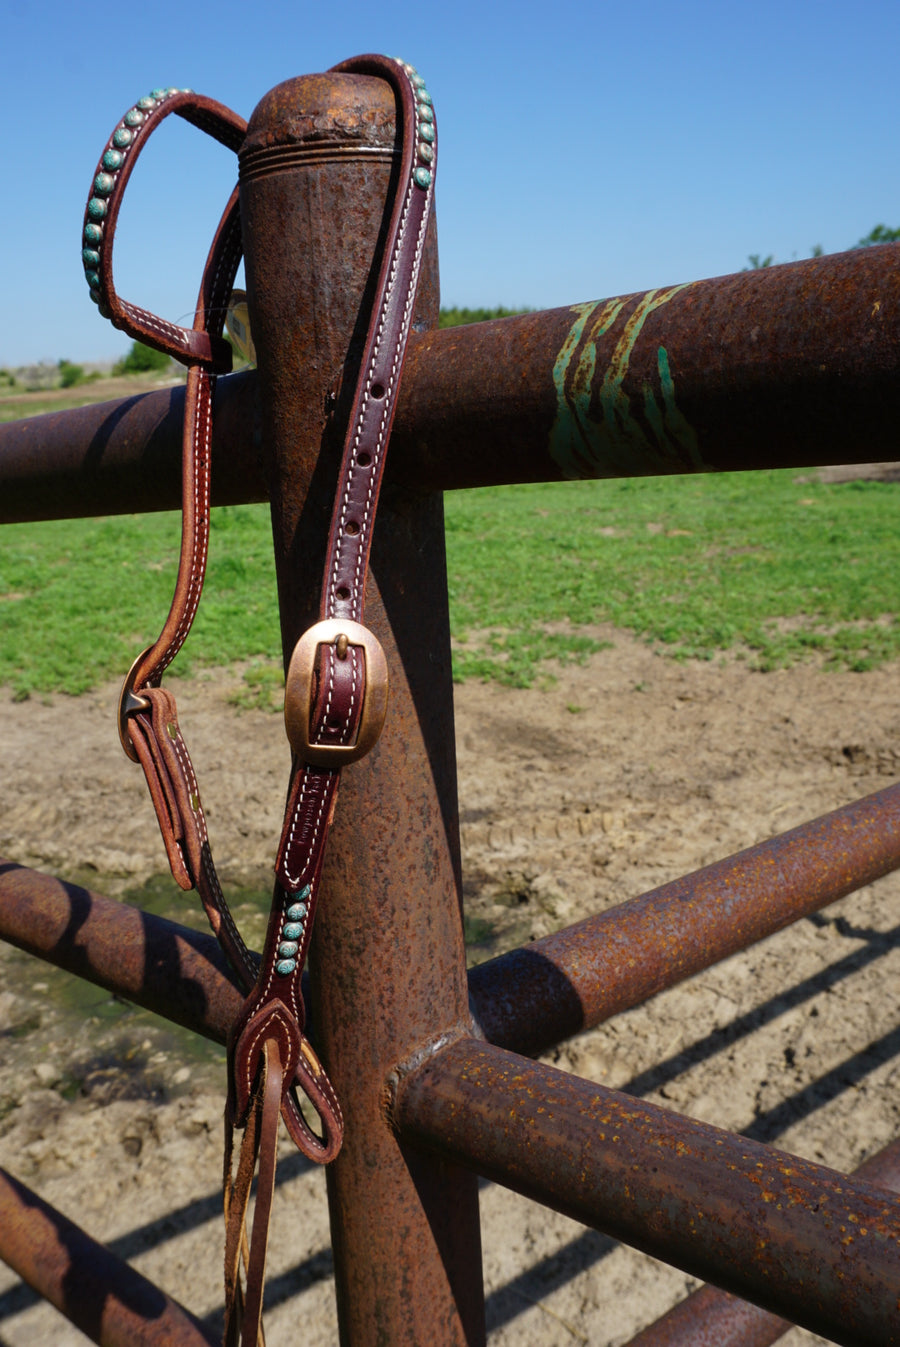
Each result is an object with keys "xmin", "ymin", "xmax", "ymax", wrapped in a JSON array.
[{"xmin": 82, "ymin": 55, "xmax": 436, "ymax": 1346}]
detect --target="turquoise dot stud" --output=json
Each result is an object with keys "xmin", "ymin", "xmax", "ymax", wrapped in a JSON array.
[
  {"xmin": 287, "ymin": 886, "xmax": 310, "ymax": 920},
  {"xmin": 276, "ymin": 958, "xmax": 297, "ymax": 977},
  {"xmin": 278, "ymin": 941, "xmax": 299, "ymax": 958},
  {"xmin": 83, "ymin": 222, "xmax": 102, "ymax": 245},
  {"xmin": 87, "ymin": 197, "xmax": 108, "ymax": 221},
  {"xmin": 93, "ymin": 173, "xmax": 115, "ymax": 196},
  {"xmin": 137, "ymin": 96, "xmax": 156, "ymax": 111},
  {"xmin": 82, "ymin": 248, "xmax": 100, "ymax": 268},
  {"xmin": 85, "ymin": 270, "xmax": 100, "ymax": 290},
  {"xmin": 418, "ymin": 143, "xmax": 434, "ymax": 164},
  {"xmin": 419, "ymin": 122, "xmax": 435, "ymax": 144},
  {"xmin": 283, "ymin": 921, "xmax": 303, "ymax": 941},
  {"xmin": 416, "ymin": 88, "xmax": 432, "ymax": 105},
  {"xmin": 124, "ymin": 108, "xmax": 144, "ymax": 128},
  {"xmin": 418, "ymin": 104, "xmax": 434, "ymax": 123},
  {"xmin": 102, "ymin": 149, "xmax": 124, "ymax": 171},
  {"xmin": 414, "ymin": 167, "xmax": 432, "ymax": 189},
  {"xmin": 113, "ymin": 128, "xmax": 133, "ymax": 148},
  {"xmin": 150, "ymin": 87, "xmax": 167, "ymax": 99}
]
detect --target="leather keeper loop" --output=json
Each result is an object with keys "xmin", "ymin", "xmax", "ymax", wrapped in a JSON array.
[{"xmin": 228, "ymin": 999, "xmax": 301, "ymax": 1128}]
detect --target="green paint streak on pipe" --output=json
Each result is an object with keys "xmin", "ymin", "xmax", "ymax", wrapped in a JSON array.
[
  {"xmin": 549, "ymin": 285, "xmax": 707, "ymax": 478},
  {"xmin": 550, "ymin": 299, "xmax": 624, "ymax": 478},
  {"xmin": 657, "ymin": 345, "xmax": 703, "ymax": 469}
]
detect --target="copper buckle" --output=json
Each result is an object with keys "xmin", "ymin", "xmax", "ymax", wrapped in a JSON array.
[
  {"xmin": 117, "ymin": 648, "xmax": 152, "ymax": 762},
  {"xmin": 284, "ymin": 619, "xmax": 388, "ymax": 768}
]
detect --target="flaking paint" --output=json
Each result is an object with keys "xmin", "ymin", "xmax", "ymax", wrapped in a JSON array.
[{"xmin": 550, "ymin": 285, "xmax": 707, "ymax": 478}]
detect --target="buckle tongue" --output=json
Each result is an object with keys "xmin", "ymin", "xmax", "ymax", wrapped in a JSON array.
[
  {"xmin": 284, "ymin": 619, "xmax": 388, "ymax": 767},
  {"xmin": 117, "ymin": 647, "xmax": 153, "ymax": 762}
]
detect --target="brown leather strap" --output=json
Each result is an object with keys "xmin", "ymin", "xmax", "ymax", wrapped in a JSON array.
[
  {"xmin": 224, "ymin": 1035, "xmax": 282, "ymax": 1347},
  {"xmin": 86, "ymin": 89, "xmax": 259, "ymax": 997},
  {"xmin": 230, "ymin": 57, "xmax": 437, "ymax": 1146},
  {"xmin": 83, "ymin": 87, "xmax": 244, "ymax": 368},
  {"xmin": 86, "ymin": 54, "xmax": 436, "ymax": 1344}
]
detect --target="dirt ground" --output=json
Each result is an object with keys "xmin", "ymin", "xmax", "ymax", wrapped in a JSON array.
[{"xmin": 1, "ymin": 613, "xmax": 899, "ymax": 1346}]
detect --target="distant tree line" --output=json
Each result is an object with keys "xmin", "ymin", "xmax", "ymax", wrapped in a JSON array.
[
  {"xmin": 438, "ymin": 305, "xmax": 532, "ymax": 327},
  {"xmin": 745, "ymin": 224, "xmax": 900, "ymax": 269}
]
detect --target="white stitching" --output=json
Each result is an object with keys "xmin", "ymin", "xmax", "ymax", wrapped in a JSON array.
[
  {"xmin": 319, "ymin": 646, "xmax": 337, "ymax": 743},
  {"xmin": 144, "ymin": 213, "xmax": 242, "ymax": 683},
  {"xmin": 169, "ymin": 722, "xmax": 256, "ymax": 981},
  {"xmin": 155, "ymin": 375, "xmax": 209, "ymax": 676},
  {"xmin": 258, "ymin": 875, "xmax": 315, "ymax": 1016},
  {"xmin": 327, "ymin": 150, "xmax": 434, "ymax": 621},
  {"xmin": 314, "ymin": 645, "xmax": 358, "ymax": 747},
  {"xmin": 122, "ymin": 302, "xmax": 190, "ymax": 347},
  {"xmin": 241, "ymin": 1006, "xmax": 293, "ymax": 1097},
  {"xmin": 338, "ymin": 648, "xmax": 358, "ymax": 744},
  {"xmin": 281, "ymin": 769, "xmax": 332, "ymax": 890}
]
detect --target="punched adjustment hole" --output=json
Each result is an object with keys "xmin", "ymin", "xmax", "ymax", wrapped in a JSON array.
[
  {"xmin": 336, "ymin": 585, "xmax": 351, "ymax": 601},
  {"xmin": 357, "ymin": 451, "xmax": 372, "ymax": 467},
  {"xmin": 345, "ymin": 520, "xmax": 360, "ymax": 536},
  {"xmin": 370, "ymin": 381, "xmax": 386, "ymax": 399}
]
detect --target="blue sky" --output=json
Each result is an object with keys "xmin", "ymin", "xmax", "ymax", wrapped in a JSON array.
[{"xmin": 2, "ymin": 0, "xmax": 898, "ymax": 366}]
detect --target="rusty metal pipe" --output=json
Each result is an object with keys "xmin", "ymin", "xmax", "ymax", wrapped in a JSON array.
[
  {"xmin": 398, "ymin": 243, "xmax": 900, "ymax": 486},
  {"xmin": 624, "ymin": 1137, "xmax": 900, "ymax": 1347},
  {"xmin": 0, "ymin": 1164, "xmax": 215, "ymax": 1346},
  {"xmin": 394, "ymin": 1038, "xmax": 900, "ymax": 1347},
  {"xmin": 469, "ymin": 781, "xmax": 900, "ymax": 1056},
  {"xmin": 0, "ymin": 369, "xmax": 263, "ymax": 523},
  {"xmin": 240, "ymin": 72, "xmax": 484, "ymax": 1345},
  {"xmin": 3, "ymin": 245, "xmax": 900, "ymax": 523},
  {"xmin": 4, "ymin": 779, "xmax": 900, "ymax": 1064},
  {"xmin": 627, "ymin": 1288, "xmax": 789, "ymax": 1347},
  {"xmin": 0, "ymin": 860, "xmax": 244, "ymax": 1044}
]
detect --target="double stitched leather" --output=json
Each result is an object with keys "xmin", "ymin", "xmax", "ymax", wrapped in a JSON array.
[{"xmin": 83, "ymin": 55, "xmax": 436, "ymax": 1346}]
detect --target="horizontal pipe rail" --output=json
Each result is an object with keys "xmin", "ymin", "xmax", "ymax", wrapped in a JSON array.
[
  {"xmin": 624, "ymin": 1136, "xmax": 900, "ymax": 1346},
  {"xmin": 3, "ymin": 854, "xmax": 898, "ymax": 1345},
  {"xmin": 0, "ymin": 370, "xmax": 262, "ymax": 524},
  {"xmin": 5, "ymin": 781, "xmax": 900, "ymax": 1058},
  {"xmin": 2, "ymin": 245, "xmax": 900, "ymax": 523},
  {"xmin": 0, "ymin": 860, "xmax": 244, "ymax": 1044},
  {"xmin": 630, "ymin": 1287, "xmax": 788, "ymax": 1347},
  {"xmin": 393, "ymin": 1038, "xmax": 900, "ymax": 1347},
  {"xmin": 0, "ymin": 1164, "xmax": 215, "ymax": 1347},
  {"xmin": 469, "ymin": 781, "xmax": 900, "ymax": 1055}
]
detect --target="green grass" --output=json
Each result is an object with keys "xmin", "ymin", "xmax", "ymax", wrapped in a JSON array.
[
  {"xmin": 1, "ymin": 471, "xmax": 898, "ymax": 698},
  {"xmin": 446, "ymin": 473, "xmax": 900, "ymax": 682},
  {"xmin": 0, "ymin": 506, "xmax": 282, "ymax": 698},
  {"xmin": 0, "ymin": 392, "xmax": 116, "ymax": 422}
]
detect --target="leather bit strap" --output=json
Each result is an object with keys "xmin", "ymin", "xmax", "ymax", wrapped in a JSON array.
[{"xmin": 223, "ymin": 1033, "xmax": 284, "ymax": 1347}]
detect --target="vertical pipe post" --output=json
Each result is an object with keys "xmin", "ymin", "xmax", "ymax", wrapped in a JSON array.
[{"xmin": 239, "ymin": 71, "xmax": 484, "ymax": 1345}]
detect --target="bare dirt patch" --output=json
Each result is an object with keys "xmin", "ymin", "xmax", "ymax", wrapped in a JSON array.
[{"xmin": 1, "ymin": 635, "xmax": 898, "ymax": 1344}]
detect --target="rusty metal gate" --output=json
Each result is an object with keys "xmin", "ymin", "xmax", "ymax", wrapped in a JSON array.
[{"xmin": 1, "ymin": 68, "xmax": 900, "ymax": 1347}]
